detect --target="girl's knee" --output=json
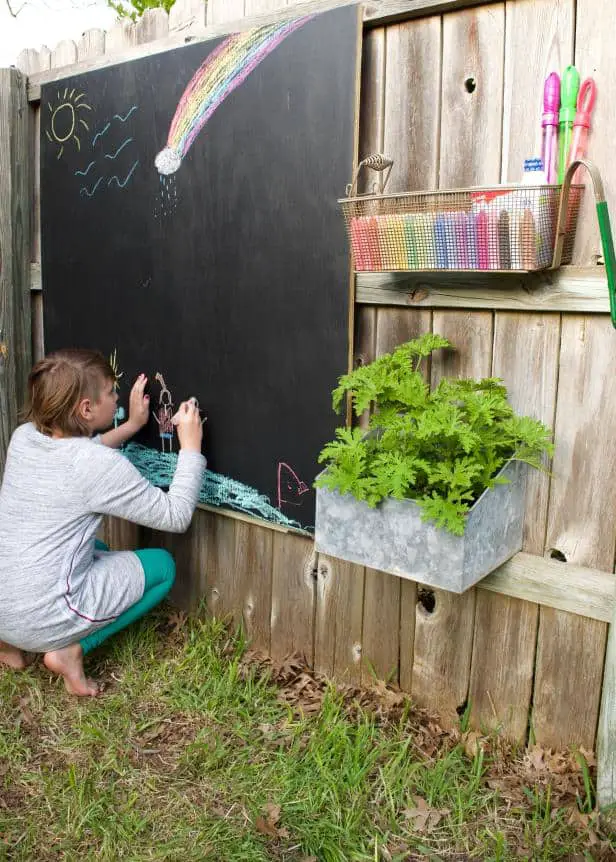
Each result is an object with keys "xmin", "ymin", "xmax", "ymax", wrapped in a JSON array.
[
  {"xmin": 135, "ymin": 548, "xmax": 176, "ymax": 590},
  {"xmin": 158, "ymin": 550, "xmax": 176, "ymax": 587}
]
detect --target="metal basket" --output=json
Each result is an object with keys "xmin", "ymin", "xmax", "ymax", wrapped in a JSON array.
[{"xmin": 339, "ymin": 154, "xmax": 584, "ymax": 273}]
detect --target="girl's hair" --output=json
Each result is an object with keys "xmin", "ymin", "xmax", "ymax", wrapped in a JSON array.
[{"xmin": 25, "ymin": 348, "xmax": 115, "ymax": 437}]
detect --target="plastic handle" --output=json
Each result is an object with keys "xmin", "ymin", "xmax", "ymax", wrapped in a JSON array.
[
  {"xmin": 542, "ymin": 72, "xmax": 560, "ymax": 125},
  {"xmin": 559, "ymin": 65, "xmax": 580, "ymax": 123},
  {"xmin": 574, "ymin": 77, "xmax": 597, "ymax": 128}
]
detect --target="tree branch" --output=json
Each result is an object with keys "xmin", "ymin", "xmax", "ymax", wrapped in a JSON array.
[{"xmin": 4, "ymin": 0, "xmax": 25, "ymax": 16}]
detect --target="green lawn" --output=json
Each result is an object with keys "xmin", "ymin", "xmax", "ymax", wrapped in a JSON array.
[{"xmin": 0, "ymin": 610, "xmax": 613, "ymax": 861}]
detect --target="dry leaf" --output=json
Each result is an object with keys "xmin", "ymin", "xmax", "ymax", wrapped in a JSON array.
[
  {"xmin": 263, "ymin": 803, "xmax": 281, "ymax": 825},
  {"xmin": 526, "ymin": 745, "xmax": 547, "ymax": 771},
  {"xmin": 462, "ymin": 730, "xmax": 484, "ymax": 759},
  {"xmin": 403, "ymin": 796, "xmax": 448, "ymax": 833},
  {"xmin": 167, "ymin": 610, "xmax": 187, "ymax": 634},
  {"xmin": 255, "ymin": 816, "xmax": 278, "ymax": 838},
  {"xmin": 255, "ymin": 802, "xmax": 285, "ymax": 839},
  {"xmin": 17, "ymin": 695, "xmax": 33, "ymax": 726}
]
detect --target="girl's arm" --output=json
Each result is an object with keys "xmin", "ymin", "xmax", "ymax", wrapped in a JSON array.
[
  {"xmin": 77, "ymin": 402, "xmax": 205, "ymax": 533},
  {"xmin": 101, "ymin": 374, "xmax": 150, "ymax": 448}
]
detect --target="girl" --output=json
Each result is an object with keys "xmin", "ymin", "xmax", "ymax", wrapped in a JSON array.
[{"xmin": 0, "ymin": 349, "xmax": 205, "ymax": 696}]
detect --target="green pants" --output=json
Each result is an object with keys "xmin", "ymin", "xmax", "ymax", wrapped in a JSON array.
[{"xmin": 80, "ymin": 541, "xmax": 176, "ymax": 655}]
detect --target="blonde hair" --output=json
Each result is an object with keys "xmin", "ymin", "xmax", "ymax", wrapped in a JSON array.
[{"xmin": 25, "ymin": 348, "xmax": 115, "ymax": 437}]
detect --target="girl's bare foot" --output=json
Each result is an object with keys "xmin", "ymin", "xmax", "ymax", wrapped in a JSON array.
[
  {"xmin": 0, "ymin": 641, "xmax": 30, "ymax": 670},
  {"xmin": 43, "ymin": 644, "xmax": 100, "ymax": 696}
]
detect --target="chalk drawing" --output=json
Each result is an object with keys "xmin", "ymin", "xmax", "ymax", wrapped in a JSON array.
[
  {"xmin": 45, "ymin": 88, "xmax": 92, "ymax": 160},
  {"xmin": 277, "ymin": 462, "xmax": 309, "ymax": 509},
  {"xmin": 155, "ymin": 17, "xmax": 313, "ymax": 177},
  {"xmin": 107, "ymin": 161, "xmax": 139, "ymax": 189}
]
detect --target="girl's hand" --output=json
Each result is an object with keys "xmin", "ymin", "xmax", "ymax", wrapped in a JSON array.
[
  {"xmin": 172, "ymin": 400, "xmax": 203, "ymax": 452},
  {"xmin": 127, "ymin": 374, "xmax": 150, "ymax": 431}
]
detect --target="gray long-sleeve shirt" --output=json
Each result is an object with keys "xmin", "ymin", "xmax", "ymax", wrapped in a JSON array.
[{"xmin": 0, "ymin": 423, "xmax": 206, "ymax": 652}]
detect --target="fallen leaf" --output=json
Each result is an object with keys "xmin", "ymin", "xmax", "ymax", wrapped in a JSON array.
[
  {"xmin": 263, "ymin": 803, "xmax": 281, "ymax": 825},
  {"xmin": 18, "ymin": 695, "xmax": 33, "ymax": 726},
  {"xmin": 526, "ymin": 745, "xmax": 547, "ymax": 772},
  {"xmin": 255, "ymin": 816, "xmax": 278, "ymax": 838},
  {"xmin": 403, "ymin": 796, "xmax": 448, "ymax": 833},
  {"xmin": 167, "ymin": 610, "xmax": 187, "ymax": 634}
]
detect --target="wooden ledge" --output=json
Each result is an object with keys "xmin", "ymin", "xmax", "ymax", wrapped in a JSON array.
[{"xmin": 355, "ymin": 266, "xmax": 610, "ymax": 313}]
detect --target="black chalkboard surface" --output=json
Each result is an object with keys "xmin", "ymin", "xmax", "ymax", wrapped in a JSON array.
[{"xmin": 40, "ymin": 5, "xmax": 360, "ymax": 532}]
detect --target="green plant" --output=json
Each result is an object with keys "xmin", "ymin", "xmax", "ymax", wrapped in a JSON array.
[
  {"xmin": 315, "ymin": 333, "xmax": 554, "ymax": 536},
  {"xmin": 107, "ymin": 0, "xmax": 178, "ymax": 22}
]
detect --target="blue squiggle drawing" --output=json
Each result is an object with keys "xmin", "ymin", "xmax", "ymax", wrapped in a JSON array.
[
  {"xmin": 92, "ymin": 123, "xmax": 111, "ymax": 147},
  {"xmin": 108, "ymin": 161, "xmax": 139, "ymax": 189},
  {"xmin": 114, "ymin": 106, "xmax": 138, "ymax": 122},
  {"xmin": 80, "ymin": 177, "xmax": 104, "ymax": 198},
  {"xmin": 104, "ymin": 138, "xmax": 133, "ymax": 160},
  {"xmin": 75, "ymin": 161, "xmax": 96, "ymax": 177}
]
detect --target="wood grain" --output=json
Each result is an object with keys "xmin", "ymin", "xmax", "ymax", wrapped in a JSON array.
[
  {"xmin": 0, "ymin": 70, "xmax": 31, "ymax": 476},
  {"xmin": 207, "ymin": 0, "xmax": 246, "ymax": 26},
  {"xmin": 233, "ymin": 521, "xmax": 274, "ymax": 651},
  {"xmin": 466, "ymin": 313, "xmax": 559, "ymax": 740},
  {"xmin": 383, "ymin": 16, "xmax": 441, "ymax": 193},
  {"xmin": 314, "ymin": 556, "xmax": 364, "ymax": 683},
  {"xmin": 479, "ymin": 552, "xmax": 615, "ymax": 624},
  {"xmin": 501, "ymin": 0, "xmax": 573, "ymax": 184},
  {"xmin": 574, "ymin": 0, "xmax": 614, "ymax": 266},
  {"xmin": 270, "ymin": 532, "xmax": 316, "ymax": 661},
  {"xmin": 598, "ymin": 597, "xmax": 616, "ymax": 807},
  {"xmin": 534, "ymin": 315, "xmax": 616, "ymax": 749},
  {"xmin": 169, "ymin": 0, "xmax": 208, "ymax": 32},
  {"xmin": 355, "ymin": 266, "xmax": 612, "ymax": 313},
  {"xmin": 77, "ymin": 29, "xmax": 107, "ymax": 61},
  {"xmin": 439, "ymin": 4, "xmax": 504, "ymax": 187}
]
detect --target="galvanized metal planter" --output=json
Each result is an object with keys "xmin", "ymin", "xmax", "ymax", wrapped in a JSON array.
[{"xmin": 315, "ymin": 460, "xmax": 528, "ymax": 593}]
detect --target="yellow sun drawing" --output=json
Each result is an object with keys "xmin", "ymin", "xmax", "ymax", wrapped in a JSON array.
[{"xmin": 45, "ymin": 88, "xmax": 92, "ymax": 160}]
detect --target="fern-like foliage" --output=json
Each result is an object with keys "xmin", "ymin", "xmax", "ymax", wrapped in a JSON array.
[{"xmin": 316, "ymin": 333, "xmax": 554, "ymax": 536}]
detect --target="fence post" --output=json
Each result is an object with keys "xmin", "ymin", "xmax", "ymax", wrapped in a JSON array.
[{"xmin": 0, "ymin": 68, "xmax": 31, "ymax": 475}]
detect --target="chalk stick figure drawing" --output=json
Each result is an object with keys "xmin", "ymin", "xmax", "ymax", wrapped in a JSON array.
[
  {"xmin": 45, "ymin": 88, "xmax": 92, "ymax": 160},
  {"xmin": 109, "ymin": 349, "xmax": 125, "ymax": 428},
  {"xmin": 153, "ymin": 372, "xmax": 175, "ymax": 453},
  {"xmin": 277, "ymin": 462, "xmax": 309, "ymax": 510}
]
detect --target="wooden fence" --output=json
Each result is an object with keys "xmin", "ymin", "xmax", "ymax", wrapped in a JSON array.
[{"xmin": 3, "ymin": 0, "xmax": 616, "ymax": 807}]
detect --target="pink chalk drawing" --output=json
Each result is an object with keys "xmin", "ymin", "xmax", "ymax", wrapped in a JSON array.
[{"xmin": 277, "ymin": 462, "xmax": 309, "ymax": 510}]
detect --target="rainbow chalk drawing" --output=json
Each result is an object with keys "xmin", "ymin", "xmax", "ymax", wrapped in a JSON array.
[{"xmin": 155, "ymin": 16, "xmax": 313, "ymax": 177}]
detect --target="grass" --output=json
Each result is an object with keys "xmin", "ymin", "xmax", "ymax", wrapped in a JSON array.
[{"xmin": 0, "ymin": 610, "xmax": 613, "ymax": 861}]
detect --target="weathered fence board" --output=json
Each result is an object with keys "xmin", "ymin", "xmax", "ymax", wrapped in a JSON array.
[
  {"xmin": 501, "ymin": 0, "xmax": 573, "ymax": 186},
  {"xmin": 574, "ymin": 0, "xmax": 611, "ymax": 267},
  {"xmin": 233, "ymin": 521, "xmax": 274, "ymax": 652},
  {"xmin": 0, "ymin": 69, "xmax": 31, "ymax": 475},
  {"xmin": 315, "ymin": 556, "xmax": 364, "ymax": 682},
  {"xmin": 270, "ymin": 533, "xmax": 316, "ymax": 661},
  {"xmin": 467, "ymin": 314, "xmax": 558, "ymax": 739},
  {"xmin": 439, "ymin": 4, "xmax": 504, "ymax": 186},
  {"xmin": 354, "ymin": 267, "xmax": 611, "ymax": 313},
  {"xmin": 535, "ymin": 315, "xmax": 616, "ymax": 749}
]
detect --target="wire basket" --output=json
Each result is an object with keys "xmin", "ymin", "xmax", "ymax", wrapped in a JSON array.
[{"xmin": 340, "ymin": 155, "xmax": 584, "ymax": 273}]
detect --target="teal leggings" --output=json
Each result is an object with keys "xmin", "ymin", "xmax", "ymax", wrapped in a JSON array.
[{"xmin": 80, "ymin": 541, "xmax": 176, "ymax": 656}]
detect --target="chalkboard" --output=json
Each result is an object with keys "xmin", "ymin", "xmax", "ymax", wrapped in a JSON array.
[{"xmin": 40, "ymin": 6, "xmax": 361, "ymax": 532}]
